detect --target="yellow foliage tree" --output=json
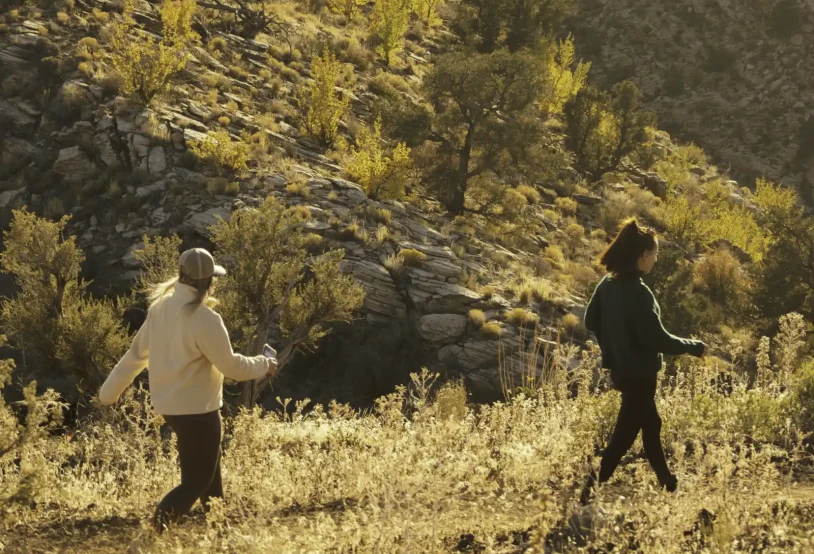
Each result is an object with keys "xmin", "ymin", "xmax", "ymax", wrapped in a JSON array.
[
  {"xmin": 413, "ymin": 0, "xmax": 443, "ymax": 26},
  {"xmin": 347, "ymin": 117, "xmax": 411, "ymax": 200},
  {"xmin": 542, "ymin": 34, "xmax": 590, "ymax": 115},
  {"xmin": 328, "ymin": 0, "xmax": 366, "ymax": 21},
  {"xmin": 110, "ymin": 0, "xmax": 199, "ymax": 105},
  {"xmin": 370, "ymin": 0, "xmax": 411, "ymax": 66},
  {"xmin": 297, "ymin": 49, "xmax": 350, "ymax": 148}
]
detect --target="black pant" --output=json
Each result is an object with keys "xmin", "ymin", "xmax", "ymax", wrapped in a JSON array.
[
  {"xmin": 598, "ymin": 378, "xmax": 672, "ymax": 485},
  {"xmin": 154, "ymin": 410, "xmax": 223, "ymax": 530}
]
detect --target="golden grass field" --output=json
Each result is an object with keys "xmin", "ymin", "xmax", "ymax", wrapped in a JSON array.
[{"xmin": 1, "ymin": 355, "xmax": 813, "ymax": 554}]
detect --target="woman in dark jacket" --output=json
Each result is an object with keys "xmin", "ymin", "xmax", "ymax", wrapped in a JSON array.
[{"xmin": 579, "ymin": 218, "xmax": 706, "ymax": 505}]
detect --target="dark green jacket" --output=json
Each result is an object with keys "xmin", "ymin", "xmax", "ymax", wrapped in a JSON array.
[{"xmin": 584, "ymin": 272, "xmax": 704, "ymax": 383}]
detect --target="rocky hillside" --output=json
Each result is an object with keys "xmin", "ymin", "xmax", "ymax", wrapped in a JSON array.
[
  {"xmin": 0, "ymin": 0, "xmax": 766, "ymax": 407},
  {"xmin": 572, "ymin": 0, "xmax": 814, "ymax": 198}
]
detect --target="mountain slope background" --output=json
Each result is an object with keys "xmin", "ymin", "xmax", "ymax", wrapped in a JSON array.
[{"xmin": 571, "ymin": 0, "xmax": 814, "ymax": 198}]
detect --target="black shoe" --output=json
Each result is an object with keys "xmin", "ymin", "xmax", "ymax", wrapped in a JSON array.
[{"xmin": 661, "ymin": 473, "xmax": 678, "ymax": 493}]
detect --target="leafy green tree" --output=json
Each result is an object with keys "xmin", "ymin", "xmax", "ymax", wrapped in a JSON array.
[
  {"xmin": 422, "ymin": 49, "xmax": 549, "ymax": 215},
  {"xmin": 0, "ymin": 210, "xmax": 130, "ymax": 393},
  {"xmin": 209, "ymin": 197, "xmax": 365, "ymax": 408},
  {"xmin": 564, "ymin": 80, "xmax": 654, "ymax": 180}
]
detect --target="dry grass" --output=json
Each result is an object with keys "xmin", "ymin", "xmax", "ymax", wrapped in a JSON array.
[
  {"xmin": 506, "ymin": 307, "xmax": 540, "ymax": 327},
  {"xmin": 398, "ymin": 248, "xmax": 427, "ymax": 267},
  {"xmin": 479, "ymin": 320, "xmax": 503, "ymax": 339},
  {"xmin": 468, "ymin": 308, "xmax": 486, "ymax": 328}
]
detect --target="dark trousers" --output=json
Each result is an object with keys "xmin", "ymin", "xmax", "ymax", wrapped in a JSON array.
[
  {"xmin": 583, "ymin": 378, "xmax": 673, "ymax": 501},
  {"xmin": 154, "ymin": 410, "xmax": 223, "ymax": 530},
  {"xmin": 600, "ymin": 378, "xmax": 671, "ymax": 482}
]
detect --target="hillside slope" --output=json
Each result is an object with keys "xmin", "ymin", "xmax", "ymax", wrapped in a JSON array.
[{"xmin": 572, "ymin": 0, "xmax": 814, "ymax": 197}]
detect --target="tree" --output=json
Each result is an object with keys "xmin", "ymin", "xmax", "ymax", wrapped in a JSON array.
[
  {"xmin": 564, "ymin": 80, "xmax": 654, "ymax": 180},
  {"xmin": 110, "ymin": 0, "xmax": 200, "ymax": 104},
  {"xmin": 0, "ymin": 210, "xmax": 130, "ymax": 393},
  {"xmin": 422, "ymin": 49, "xmax": 549, "ymax": 215},
  {"xmin": 209, "ymin": 197, "xmax": 365, "ymax": 408},
  {"xmin": 346, "ymin": 117, "xmax": 411, "ymax": 200},
  {"xmin": 751, "ymin": 179, "xmax": 814, "ymax": 327},
  {"xmin": 413, "ymin": 0, "xmax": 444, "ymax": 26},
  {"xmin": 541, "ymin": 34, "xmax": 590, "ymax": 115},
  {"xmin": 328, "ymin": 0, "xmax": 366, "ymax": 21},
  {"xmin": 297, "ymin": 49, "xmax": 350, "ymax": 148},
  {"xmin": 370, "ymin": 0, "xmax": 411, "ymax": 65},
  {"xmin": 454, "ymin": 0, "xmax": 574, "ymax": 53}
]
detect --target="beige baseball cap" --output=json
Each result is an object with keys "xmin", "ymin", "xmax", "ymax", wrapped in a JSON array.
[{"xmin": 179, "ymin": 248, "xmax": 227, "ymax": 279}]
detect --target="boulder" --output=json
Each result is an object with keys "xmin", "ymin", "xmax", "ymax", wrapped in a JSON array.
[
  {"xmin": 94, "ymin": 133, "xmax": 120, "ymax": 167},
  {"xmin": 340, "ymin": 258, "xmax": 407, "ymax": 317},
  {"xmin": 148, "ymin": 146, "xmax": 167, "ymax": 174},
  {"xmin": 0, "ymin": 187, "xmax": 25, "ymax": 209},
  {"xmin": 184, "ymin": 206, "xmax": 232, "ymax": 237},
  {"xmin": 53, "ymin": 146, "xmax": 96, "ymax": 180},
  {"xmin": 418, "ymin": 314, "xmax": 467, "ymax": 344}
]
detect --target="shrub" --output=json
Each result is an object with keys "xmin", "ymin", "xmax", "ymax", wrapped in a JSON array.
[
  {"xmin": 369, "ymin": 72, "xmax": 411, "ymax": 97},
  {"xmin": 211, "ymin": 196, "xmax": 365, "ymax": 407},
  {"xmin": 555, "ymin": 197, "xmax": 578, "ymax": 216},
  {"xmin": 468, "ymin": 309, "xmax": 486, "ymax": 328},
  {"xmin": 339, "ymin": 221, "xmax": 366, "ymax": 242},
  {"xmin": 413, "ymin": 0, "xmax": 443, "ymax": 26},
  {"xmin": 370, "ymin": 0, "xmax": 411, "ymax": 66},
  {"xmin": 286, "ymin": 181, "xmax": 311, "ymax": 198},
  {"xmin": 544, "ymin": 245, "xmax": 565, "ymax": 264},
  {"xmin": 560, "ymin": 312, "xmax": 587, "ymax": 340},
  {"xmin": 346, "ymin": 117, "xmax": 411, "ymax": 200},
  {"xmin": 0, "ymin": 210, "xmax": 131, "ymax": 392},
  {"xmin": 384, "ymin": 252, "xmax": 405, "ymax": 276},
  {"xmin": 218, "ymin": 115, "xmax": 231, "ymax": 127},
  {"xmin": 479, "ymin": 321, "xmax": 503, "ymax": 339},
  {"xmin": 207, "ymin": 177, "xmax": 229, "ymax": 195},
  {"xmin": 500, "ymin": 189, "xmax": 528, "ymax": 220},
  {"xmin": 430, "ymin": 380, "xmax": 468, "ymax": 421},
  {"xmin": 506, "ymin": 307, "xmax": 539, "ymax": 327},
  {"xmin": 189, "ymin": 130, "xmax": 250, "ymax": 174},
  {"xmin": 0, "ymin": 335, "xmax": 63, "ymax": 508},
  {"xmin": 664, "ymin": 195, "xmax": 704, "ymax": 250},
  {"xmin": 110, "ymin": 0, "xmax": 199, "ymax": 105},
  {"xmin": 480, "ymin": 285, "xmax": 495, "ymax": 299},
  {"xmin": 398, "ymin": 248, "xmax": 427, "ymax": 267},
  {"xmin": 516, "ymin": 184, "xmax": 541, "ymax": 204},
  {"xmin": 694, "ymin": 248, "xmax": 751, "ymax": 309},
  {"xmin": 297, "ymin": 49, "xmax": 350, "ymax": 148}
]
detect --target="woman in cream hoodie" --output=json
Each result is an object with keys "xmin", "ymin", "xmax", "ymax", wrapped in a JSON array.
[{"xmin": 100, "ymin": 248, "xmax": 276, "ymax": 531}]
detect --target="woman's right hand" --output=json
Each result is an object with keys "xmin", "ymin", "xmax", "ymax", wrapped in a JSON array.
[{"xmin": 266, "ymin": 357, "xmax": 279, "ymax": 376}]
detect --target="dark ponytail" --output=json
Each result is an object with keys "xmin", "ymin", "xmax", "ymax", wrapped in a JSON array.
[{"xmin": 600, "ymin": 218, "xmax": 657, "ymax": 275}]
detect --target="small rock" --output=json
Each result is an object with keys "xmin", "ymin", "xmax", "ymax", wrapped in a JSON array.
[
  {"xmin": 572, "ymin": 193, "xmax": 602, "ymax": 205},
  {"xmin": 791, "ymin": 35, "xmax": 804, "ymax": 46},
  {"xmin": 121, "ymin": 243, "xmax": 145, "ymax": 269},
  {"xmin": 135, "ymin": 180, "xmax": 167, "ymax": 198},
  {"xmin": 0, "ymin": 187, "xmax": 25, "ymax": 209}
]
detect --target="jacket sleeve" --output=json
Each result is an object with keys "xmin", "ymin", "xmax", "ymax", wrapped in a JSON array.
[
  {"xmin": 584, "ymin": 277, "xmax": 604, "ymax": 341},
  {"xmin": 195, "ymin": 310, "xmax": 269, "ymax": 382},
  {"xmin": 99, "ymin": 315, "xmax": 150, "ymax": 405},
  {"xmin": 632, "ymin": 285, "xmax": 704, "ymax": 357}
]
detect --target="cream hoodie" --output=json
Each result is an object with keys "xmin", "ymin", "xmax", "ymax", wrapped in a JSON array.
[{"xmin": 99, "ymin": 284, "xmax": 269, "ymax": 415}]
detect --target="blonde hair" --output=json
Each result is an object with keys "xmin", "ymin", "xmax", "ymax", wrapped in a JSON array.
[{"xmin": 148, "ymin": 271, "xmax": 217, "ymax": 314}]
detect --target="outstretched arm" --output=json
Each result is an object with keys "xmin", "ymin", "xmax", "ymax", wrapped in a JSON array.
[
  {"xmin": 195, "ymin": 311, "xmax": 269, "ymax": 382},
  {"xmin": 632, "ymin": 285, "xmax": 704, "ymax": 357},
  {"xmin": 99, "ymin": 317, "xmax": 150, "ymax": 405}
]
